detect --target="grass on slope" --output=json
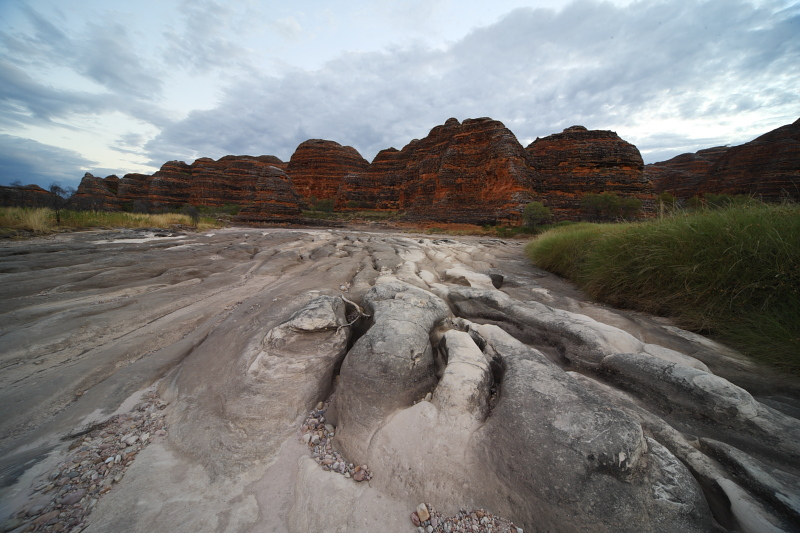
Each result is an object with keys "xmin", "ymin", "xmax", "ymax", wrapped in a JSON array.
[
  {"xmin": 0, "ymin": 207, "xmax": 222, "ymax": 235},
  {"xmin": 525, "ymin": 203, "xmax": 800, "ymax": 375}
]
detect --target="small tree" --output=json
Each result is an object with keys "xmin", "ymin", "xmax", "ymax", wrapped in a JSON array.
[
  {"xmin": 182, "ymin": 204, "xmax": 200, "ymax": 227},
  {"xmin": 523, "ymin": 201, "xmax": 552, "ymax": 230},
  {"xmin": 49, "ymin": 182, "xmax": 72, "ymax": 225}
]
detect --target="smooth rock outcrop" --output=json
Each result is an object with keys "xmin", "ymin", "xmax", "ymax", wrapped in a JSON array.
[{"xmin": 4, "ymin": 202, "xmax": 800, "ymax": 532}]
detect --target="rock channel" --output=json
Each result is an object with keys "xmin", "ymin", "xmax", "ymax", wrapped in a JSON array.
[{"xmin": 1, "ymin": 227, "xmax": 799, "ymax": 532}]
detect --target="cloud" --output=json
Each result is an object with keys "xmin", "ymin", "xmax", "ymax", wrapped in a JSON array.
[
  {"xmin": 0, "ymin": 134, "xmax": 95, "ymax": 188},
  {"xmin": 5, "ymin": 5, "xmax": 163, "ymax": 98},
  {"xmin": 146, "ymin": 0, "xmax": 800, "ymax": 165},
  {"xmin": 162, "ymin": 0, "xmax": 251, "ymax": 73},
  {"xmin": 272, "ymin": 17, "xmax": 303, "ymax": 41}
]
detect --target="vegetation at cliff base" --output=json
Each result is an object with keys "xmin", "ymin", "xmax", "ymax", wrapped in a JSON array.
[
  {"xmin": 0, "ymin": 207, "xmax": 222, "ymax": 236},
  {"xmin": 525, "ymin": 202, "xmax": 800, "ymax": 374}
]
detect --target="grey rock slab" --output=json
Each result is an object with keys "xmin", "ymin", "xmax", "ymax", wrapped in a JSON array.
[
  {"xmin": 447, "ymin": 286, "xmax": 708, "ymax": 371},
  {"xmin": 465, "ymin": 323, "xmax": 713, "ymax": 532},
  {"xmin": 332, "ymin": 280, "xmax": 451, "ymax": 461},
  {"xmin": 602, "ymin": 352, "xmax": 800, "ymax": 465},
  {"xmin": 701, "ymin": 438, "xmax": 800, "ymax": 524}
]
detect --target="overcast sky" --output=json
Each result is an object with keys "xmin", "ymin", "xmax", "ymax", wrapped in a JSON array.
[{"xmin": 1, "ymin": 0, "xmax": 798, "ymax": 189}]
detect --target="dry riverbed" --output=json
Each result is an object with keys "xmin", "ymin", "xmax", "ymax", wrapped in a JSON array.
[{"xmin": 1, "ymin": 227, "xmax": 799, "ymax": 532}]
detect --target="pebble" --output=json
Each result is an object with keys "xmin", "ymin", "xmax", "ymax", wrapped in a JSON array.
[
  {"xmin": 298, "ymin": 394, "xmax": 372, "ymax": 484},
  {"xmin": 5, "ymin": 391, "xmax": 168, "ymax": 533},
  {"xmin": 410, "ymin": 503, "xmax": 522, "ymax": 533},
  {"xmin": 61, "ymin": 489, "xmax": 85, "ymax": 505},
  {"xmin": 417, "ymin": 503, "xmax": 430, "ymax": 522}
]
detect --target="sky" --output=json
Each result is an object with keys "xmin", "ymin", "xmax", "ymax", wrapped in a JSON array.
[{"xmin": 0, "ymin": 0, "xmax": 798, "ymax": 190}]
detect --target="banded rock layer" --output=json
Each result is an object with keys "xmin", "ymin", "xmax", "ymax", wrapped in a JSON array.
[
  {"xmin": 69, "ymin": 118, "xmax": 651, "ymax": 224},
  {"xmin": 339, "ymin": 117, "xmax": 536, "ymax": 224},
  {"xmin": 648, "ymin": 118, "xmax": 800, "ymax": 200},
  {"xmin": 527, "ymin": 125, "xmax": 651, "ymax": 218},
  {"xmin": 71, "ymin": 156, "xmax": 304, "ymax": 219}
]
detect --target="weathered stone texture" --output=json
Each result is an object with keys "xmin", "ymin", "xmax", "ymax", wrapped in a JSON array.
[
  {"xmin": 71, "ymin": 155, "xmax": 304, "ymax": 218},
  {"xmin": 526, "ymin": 126, "xmax": 650, "ymax": 219},
  {"xmin": 339, "ymin": 118, "xmax": 536, "ymax": 225},
  {"xmin": 0, "ymin": 184, "xmax": 57, "ymax": 208},
  {"xmin": 648, "ymin": 118, "xmax": 800, "ymax": 201},
  {"xmin": 286, "ymin": 140, "xmax": 370, "ymax": 200},
  {"xmin": 67, "ymin": 119, "xmax": 702, "ymax": 223},
  {"xmin": 70, "ymin": 173, "xmax": 120, "ymax": 210},
  {"xmin": 236, "ymin": 166, "xmax": 305, "ymax": 222},
  {"xmin": 645, "ymin": 146, "xmax": 730, "ymax": 198},
  {"xmin": 700, "ymin": 118, "xmax": 800, "ymax": 201}
]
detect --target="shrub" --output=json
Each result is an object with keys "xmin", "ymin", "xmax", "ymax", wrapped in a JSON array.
[
  {"xmin": 581, "ymin": 193, "xmax": 641, "ymax": 221},
  {"xmin": 309, "ymin": 198, "xmax": 335, "ymax": 212},
  {"xmin": 522, "ymin": 201, "xmax": 552, "ymax": 229}
]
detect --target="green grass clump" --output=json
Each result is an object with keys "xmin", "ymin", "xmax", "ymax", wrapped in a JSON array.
[{"xmin": 525, "ymin": 203, "xmax": 800, "ymax": 374}]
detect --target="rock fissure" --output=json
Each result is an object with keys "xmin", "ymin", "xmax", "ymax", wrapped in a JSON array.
[{"xmin": 2, "ymin": 229, "xmax": 799, "ymax": 533}]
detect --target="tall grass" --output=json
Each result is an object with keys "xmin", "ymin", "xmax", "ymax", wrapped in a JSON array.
[
  {"xmin": 0, "ymin": 207, "xmax": 222, "ymax": 233},
  {"xmin": 525, "ymin": 203, "xmax": 800, "ymax": 374},
  {"xmin": 0, "ymin": 207, "xmax": 53, "ymax": 232}
]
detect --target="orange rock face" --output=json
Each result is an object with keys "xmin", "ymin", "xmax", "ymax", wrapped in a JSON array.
[
  {"xmin": 339, "ymin": 118, "xmax": 535, "ymax": 225},
  {"xmin": 526, "ymin": 126, "xmax": 650, "ymax": 219},
  {"xmin": 698, "ymin": 118, "xmax": 800, "ymax": 201},
  {"xmin": 236, "ymin": 166, "xmax": 307, "ymax": 222},
  {"xmin": 71, "ymin": 118, "xmax": 664, "ymax": 224},
  {"xmin": 647, "ymin": 118, "xmax": 800, "ymax": 202},
  {"xmin": 286, "ymin": 140, "xmax": 369, "ymax": 200},
  {"xmin": 645, "ymin": 147, "xmax": 730, "ymax": 198},
  {"xmin": 0, "ymin": 184, "xmax": 56, "ymax": 208},
  {"xmin": 73, "ymin": 156, "xmax": 304, "ymax": 218},
  {"xmin": 71, "ymin": 173, "xmax": 121, "ymax": 210}
]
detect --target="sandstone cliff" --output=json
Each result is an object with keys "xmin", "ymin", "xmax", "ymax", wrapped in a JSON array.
[
  {"xmin": 699, "ymin": 117, "xmax": 800, "ymax": 200},
  {"xmin": 71, "ymin": 173, "xmax": 121, "ymax": 210},
  {"xmin": 70, "ymin": 119, "xmax": 654, "ymax": 224},
  {"xmin": 645, "ymin": 146, "xmax": 730, "ymax": 198},
  {"xmin": 0, "ymin": 184, "xmax": 59, "ymax": 208},
  {"xmin": 648, "ymin": 118, "xmax": 800, "ymax": 201},
  {"xmin": 69, "ymin": 156, "xmax": 304, "ymax": 219},
  {"xmin": 286, "ymin": 140, "xmax": 369, "ymax": 200},
  {"xmin": 339, "ymin": 118, "xmax": 536, "ymax": 225},
  {"xmin": 526, "ymin": 126, "xmax": 650, "ymax": 218}
]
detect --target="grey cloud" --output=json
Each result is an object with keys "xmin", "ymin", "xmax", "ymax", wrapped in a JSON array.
[
  {"xmin": 0, "ymin": 59, "xmax": 105, "ymax": 126},
  {"xmin": 6, "ymin": 6, "xmax": 163, "ymax": 98},
  {"xmin": 78, "ymin": 21, "xmax": 164, "ymax": 98},
  {"xmin": 0, "ymin": 58, "xmax": 171, "ymax": 130},
  {"xmin": 144, "ymin": 0, "xmax": 799, "ymax": 165},
  {"xmin": 162, "ymin": 0, "xmax": 250, "ymax": 73},
  {"xmin": 0, "ymin": 134, "xmax": 94, "ymax": 188}
]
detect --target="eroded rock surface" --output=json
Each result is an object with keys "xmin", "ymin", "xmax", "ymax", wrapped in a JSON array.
[{"xmin": 1, "ymin": 228, "xmax": 799, "ymax": 533}]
